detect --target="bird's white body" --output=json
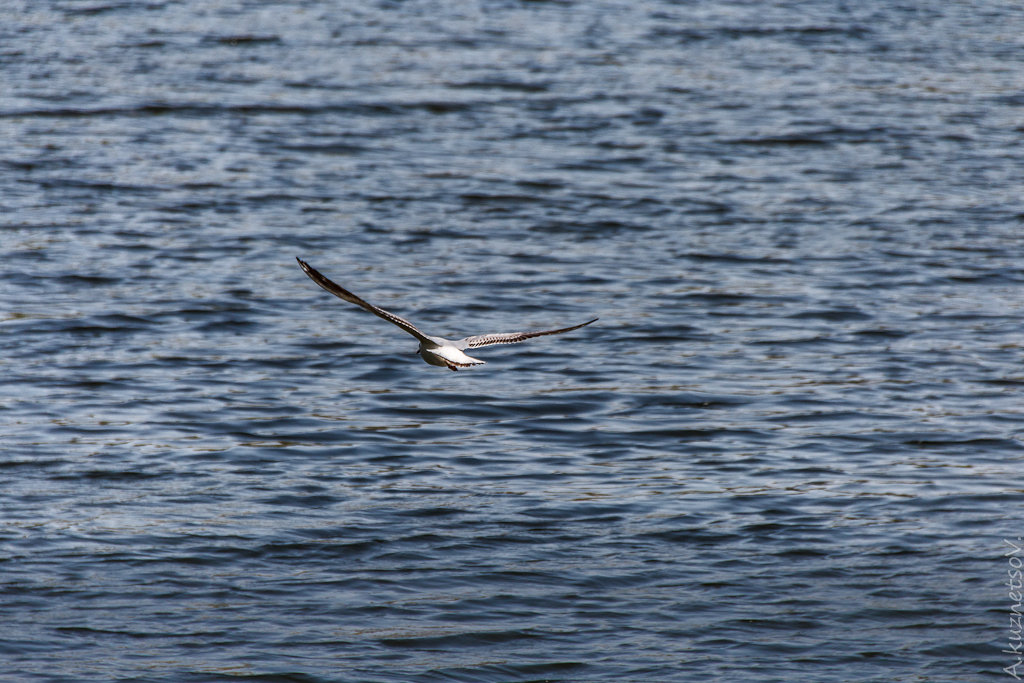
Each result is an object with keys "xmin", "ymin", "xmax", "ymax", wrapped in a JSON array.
[
  {"xmin": 296, "ymin": 258, "xmax": 596, "ymax": 371},
  {"xmin": 418, "ymin": 340, "xmax": 486, "ymax": 369}
]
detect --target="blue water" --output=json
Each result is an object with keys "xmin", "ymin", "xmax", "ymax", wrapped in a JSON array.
[{"xmin": 2, "ymin": 2, "xmax": 1023, "ymax": 681}]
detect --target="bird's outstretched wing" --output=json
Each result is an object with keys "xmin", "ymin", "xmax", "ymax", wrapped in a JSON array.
[
  {"xmin": 462, "ymin": 318, "xmax": 598, "ymax": 349},
  {"xmin": 296, "ymin": 257, "xmax": 433, "ymax": 344}
]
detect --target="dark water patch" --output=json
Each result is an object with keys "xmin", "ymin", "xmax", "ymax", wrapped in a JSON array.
[
  {"xmin": 853, "ymin": 326, "xmax": 911, "ymax": 340},
  {"xmin": 414, "ymin": 661, "xmax": 588, "ymax": 683},
  {"xmin": 459, "ymin": 192, "xmax": 547, "ymax": 207},
  {"xmin": 202, "ymin": 35, "xmax": 282, "ymax": 46},
  {"xmin": 257, "ymin": 493, "xmax": 342, "ymax": 508},
  {"xmin": 681, "ymin": 252, "xmax": 796, "ymax": 266},
  {"xmin": 35, "ymin": 177, "xmax": 158, "ymax": 194},
  {"xmin": 554, "ymin": 156, "xmax": 649, "ymax": 172},
  {"xmin": 60, "ymin": 3, "xmax": 134, "ymax": 17},
  {"xmin": 377, "ymin": 628, "xmax": 547, "ymax": 649},
  {"xmin": 277, "ymin": 142, "xmax": 369, "ymax": 155},
  {"xmin": 54, "ymin": 469, "xmax": 169, "ymax": 482},
  {"xmin": 627, "ymin": 392, "xmax": 751, "ymax": 411},
  {"xmin": 0, "ymin": 100, "xmax": 472, "ymax": 120},
  {"xmin": 512, "ymin": 178, "xmax": 565, "ymax": 191},
  {"xmin": 447, "ymin": 79, "xmax": 551, "ymax": 93},
  {"xmin": 176, "ymin": 674, "xmax": 326, "ymax": 683},
  {"xmin": 900, "ymin": 436, "xmax": 1022, "ymax": 453},
  {"xmin": 639, "ymin": 527, "xmax": 743, "ymax": 547},
  {"xmin": 788, "ymin": 307, "xmax": 872, "ymax": 322}
]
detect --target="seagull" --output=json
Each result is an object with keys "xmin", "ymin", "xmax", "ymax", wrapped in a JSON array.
[{"xmin": 296, "ymin": 257, "xmax": 597, "ymax": 371}]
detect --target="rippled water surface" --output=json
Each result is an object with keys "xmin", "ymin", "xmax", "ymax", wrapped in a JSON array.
[{"xmin": 2, "ymin": 2, "xmax": 1023, "ymax": 681}]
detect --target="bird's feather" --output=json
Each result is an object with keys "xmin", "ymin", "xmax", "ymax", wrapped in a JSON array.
[
  {"xmin": 462, "ymin": 318, "xmax": 598, "ymax": 349},
  {"xmin": 296, "ymin": 257, "xmax": 434, "ymax": 345}
]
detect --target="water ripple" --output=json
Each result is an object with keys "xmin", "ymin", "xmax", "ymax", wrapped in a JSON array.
[{"xmin": 2, "ymin": 1, "xmax": 1022, "ymax": 682}]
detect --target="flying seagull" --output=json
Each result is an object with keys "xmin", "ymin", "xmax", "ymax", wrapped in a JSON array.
[{"xmin": 296, "ymin": 257, "xmax": 597, "ymax": 371}]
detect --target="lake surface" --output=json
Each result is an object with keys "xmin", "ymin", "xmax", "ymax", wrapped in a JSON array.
[{"xmin": 2, "ymin": 2, "xmax": 1023, "ymax": 681}]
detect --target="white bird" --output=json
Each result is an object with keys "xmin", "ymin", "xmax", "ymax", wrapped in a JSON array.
[{"xmin": 297, "ymin": 257, "xmax": 597, "ymax": 371}]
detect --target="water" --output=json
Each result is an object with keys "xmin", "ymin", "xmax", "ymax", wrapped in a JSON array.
[{"xmin": 2, "ymin": 1, "xmax": 1023, "ymax": 681}]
